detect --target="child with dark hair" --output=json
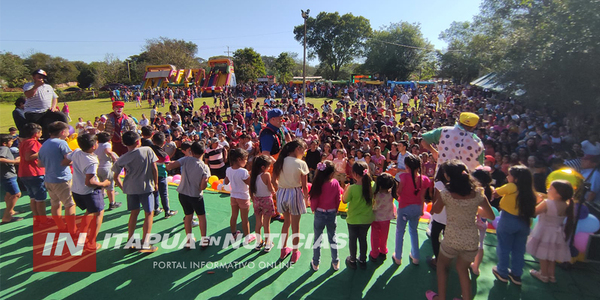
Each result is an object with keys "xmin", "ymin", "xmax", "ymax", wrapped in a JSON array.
[
  {"xmin": 343, "ymin": 161, "xmax": 375, "ymax": 269},
  {"xmin": 39, "ymin": 121, "xmax": 76, "ymax": 233},
  {"xmin": 527, "ymin": 180, "xmax": 575, "ymax": 283},
  {"xmin": 370, "ymin": 172, "xmax": 396, "ymax": 260},
  {"xmin": 0, "ymin": 134, "xmax": 22, "ymax": 224},
  {"xmin": 273, "ymin": 139, "xmax": 309, "ymax": 264},
  {"xmin": 224, "ymin": 148, "xmax": 254, "ymax": 244},
  {"xmin": 394, "ymin": 154, "xmax": 431, "ymax": 265},
  {"xmin": 112, "ymin": 131, "xmax": 159, "ymax": 253},
  {"xmin": 249, "ymin": 155, "xmax": 276, "ymax": 252},
  {"xmin": 94, "ymin": 132, "xmax": 121, "ymax": 210},
  {"xmin": 309, "ymin": 160, "xmax": 343, "ymax": 271},
  {"xmin": 426, "ymin": 160, "xmax": 495, "ymax": 300},
  {"xmin": 67, "ymin": 133, "xmax": 110, "ymax": 250},
  {"xmin": 167, "ymin": 142, "xmax": 211, "ymax": 248},
  {"xmin": 151, "ymin": 132, "xmax": 177, "ymax": 218},
  {"xmin": 470, "ymin": 168, "xmax": 494, "ymax": 275},
  {"xmin": 492, "ymin": 165, "xmax": 537, "ymax": 285}
]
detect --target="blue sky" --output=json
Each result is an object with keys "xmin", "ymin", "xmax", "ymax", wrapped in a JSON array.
[{"xmin": 0, "ymin": 0, "xmax": 482, "ymax": 64}]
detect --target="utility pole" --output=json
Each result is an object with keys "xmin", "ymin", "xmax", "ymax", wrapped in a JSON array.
[
  {"xmin": 301, "ymin": 9, "xmax": 310, "ymax": 103},
  {"xmin": 224, "ymin": 46, "xmax": 231, "ymax": 59},
  {"xmin": 126, "ymin": 60, "xmax": 131, "ymax": 81}
]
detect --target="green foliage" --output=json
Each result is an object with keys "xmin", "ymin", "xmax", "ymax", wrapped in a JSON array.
[
  {"xmin": 0, "ymin": 52, "xmax": 28, "ymax": 87},
  {"xmin": 261, "ymin": 56, "xmax": 276, "ymax": 76},
  {"xmin": 274, "ymin": 52, "xmax": 296, "ymax": 84},
  {"xmin": 294, "ymin": 12, "xmax": 371, "ymax": 80},
  {"xmin": 363, "ymin": 22, "xmax": 432, "ymax": 81},
  {"xmin": 23, "ymin": 53, "xmax": 79, "ymax": 85},
  {"xmin": 74, "ymin": 61, "xmax": 96, "ymax": 89},
  {"xmin": 143, "ymin": 37, "xmax": 200, "ymax": 69},
  {"xmin": 233, "ymin": 48, "xmax": 266, "ymax": 83},
  {"xmin": 0, "ymin": 92, "xmax": 24, "ymax": 103}
]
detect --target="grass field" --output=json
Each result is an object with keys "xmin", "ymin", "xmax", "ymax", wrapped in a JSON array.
[{"xmin": 0, "ymin": 96, "xmax": 332, "ymax": 133}]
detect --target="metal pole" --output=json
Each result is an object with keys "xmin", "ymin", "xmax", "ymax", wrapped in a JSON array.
[
  {"xmin": 302, "ymin": 11, "xmax": 308, "ymax": 102},
  {"xmin": 127, "ymin": 61, "xmax": 131, "ymax": 81}
]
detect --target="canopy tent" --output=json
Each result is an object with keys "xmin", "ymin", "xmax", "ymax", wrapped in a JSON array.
[{"xmin": 470, "ymin": 72, "xmax": 525, "ymax": 96}]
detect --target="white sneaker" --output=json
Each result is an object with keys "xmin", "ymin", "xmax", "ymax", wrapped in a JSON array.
[{"xmin": 192, "ymin": 220, "xmax": 199, "ymax": 227}]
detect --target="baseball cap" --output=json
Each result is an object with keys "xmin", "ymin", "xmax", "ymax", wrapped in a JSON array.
[
  {"xmin": 267, "ymin": 109, "xmax": 284, "ymax": 120},
  {"xmin": 459, "ymin": 112, "xmax": 480, "ymax": 127},
  {"xmin": 485, "ymin": 155, "xmax": 495, "ymax": 164},
  {"xmin": 112, "ymin": 101, "xmax": 125, "ymax": 108},
  {"xmin": 31, "ymin": 69, "xmax": 47, "ymax": 77}
]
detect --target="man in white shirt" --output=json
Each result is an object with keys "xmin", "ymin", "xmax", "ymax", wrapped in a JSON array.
[
  {"xmin": 400, "ymin": 92, "xmax": 410, "ymax": 108},
  {"xmin": 581, "ymin": 134, "xmax": 600, "ymax": 156},
  {"xmin": 23, "ymin": 69, "xmax": 68, "ymax": 139}
]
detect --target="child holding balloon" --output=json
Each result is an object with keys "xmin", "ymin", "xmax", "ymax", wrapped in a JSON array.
[{"xmin": 526, "ymin": 180, "xmax": 575, "ymax": 283}]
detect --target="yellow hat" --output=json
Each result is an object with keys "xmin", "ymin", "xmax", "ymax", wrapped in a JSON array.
[{"xmin": 459, "ymin": 112, "xmax": 480, "ymax": 127}]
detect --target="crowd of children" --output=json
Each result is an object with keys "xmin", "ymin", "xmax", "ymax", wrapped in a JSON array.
[{"xmin": 2, "ymin": 81, "xmax": 598, "ymax": 299}]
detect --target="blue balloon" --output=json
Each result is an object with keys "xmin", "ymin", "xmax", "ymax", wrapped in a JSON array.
[
  {"xmin": 577, "ymin": 204, "xmax": 590, "ymax": 220},
  {"xmin": 576, "ymin": 215, "xmax": 600, "ymax": 233},
  {"xmin": 492, "ymin": 215, "xmax": 501, "ymax": 229}
]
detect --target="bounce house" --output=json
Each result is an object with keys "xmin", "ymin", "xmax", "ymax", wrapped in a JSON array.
[
  {"xmin": 201, "ymin": 59, "xmax": 236, "ymax": 95},
  {"xmin": 143, "ymin": 65, "xmax": 206, "ymax": 89},
  {"xmin": 167, "ymin": 68, "xmax": 205, "ymax": 88}
]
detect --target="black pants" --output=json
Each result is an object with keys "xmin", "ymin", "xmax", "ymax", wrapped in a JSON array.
[
  {"xmin": 25, "ymin": 110, "xmax": 68, "ymax": 139},
  {"xmin": 348, "ymin": 223, "xmax": 370, "ymax": 262},
  {"xmin": 430, "ymin": 220, "xmax": 446, "ymax": 258}
]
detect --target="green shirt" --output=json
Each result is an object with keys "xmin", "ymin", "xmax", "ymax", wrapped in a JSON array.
[{"xmin": 345, "ymin": 181, "xmax": 376, "ymax": 225}]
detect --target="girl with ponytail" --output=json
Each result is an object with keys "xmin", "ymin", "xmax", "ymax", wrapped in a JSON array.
[
  {"xmin": 394, "ymin": 154, "xmax": 432, "ymax": 266},
  {"xmin": 527, "ymin": 180, "xmax": 576, "ymax": 283},
  {"xmin": 342, "ymin": 161, "xmax": 375, "ymax": 270}
]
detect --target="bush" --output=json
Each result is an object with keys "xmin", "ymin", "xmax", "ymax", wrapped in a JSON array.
[
  {"xmin": 0, "ymin": 90, "xmax": 110, "ymax": 103},
  {"xmin": 0, "ymin": 92, "xmax": 23, "ymax": 104}
]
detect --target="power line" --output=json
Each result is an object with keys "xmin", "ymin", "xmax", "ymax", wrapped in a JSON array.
[{"xmin": 372, "ymin": 39, "xmax": 465, "ymax": 52}]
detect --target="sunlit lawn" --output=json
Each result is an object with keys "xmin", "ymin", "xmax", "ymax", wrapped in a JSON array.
[{"xmin": 0, "ymin": 96, "xmax": 332, "ymax": 133}]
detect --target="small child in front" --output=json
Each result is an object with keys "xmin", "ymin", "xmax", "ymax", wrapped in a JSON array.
[
  {"xmin": 224, "ymin": 148, "xmax": 255, "ymax": 244},
  {"xmin": 249, "ymin": 155, "xmax": 276, "ymax": 252},
  {"xmin": 67, "ymin": 133, "xmax": 110, "ymax": 250},
  {"xmin": 112, "ymin": 131, "xmax": 159, "ymax": 253}
]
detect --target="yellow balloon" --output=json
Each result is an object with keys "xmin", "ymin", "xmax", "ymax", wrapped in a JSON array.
[
  {"xmin": 546, "ymin": 168, "xmax": 584, "ymax": 190},
  {"xmin": 338, "ymin": 201, "xmax": 348, "ymax": 213},
  {"xmin": 208, "ymin": 175, "xmax": 219, "ymax": 185},
  {"xmin": 66, "ymin": 133, "xmax": 79, "ymax": 150}
]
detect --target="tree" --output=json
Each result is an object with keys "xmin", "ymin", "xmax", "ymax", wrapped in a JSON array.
[
  {"xmin": 233, "ymin": 48, "xmax": 266, "ymax": 83},
  {"xmin": 362, "ymin": 22, "xmax": 432, "ymax": 81},
  {"xmin": 274, "ymin": 52, "xmax": 296, "ymax": 84},
  {"xmin": 294, "ymin": 12, "xmax": 371, "ymax": 80},
  {"xmin": 261, "ymin": 56, "xmax": 276, "ymax": 76},
  {"xmin": 93, "ymin": 54, "xmax": 125, "ymax": 88},
  {"xmin": 0, "ymin": 52, "xmax": 28, "ymax": 87},
  {"xmin": 143, "ymin": 37, "xmax": 200, "ymax": 69},
  {"xmin": 23, "ymin": 52, "xmax": 79, "ymax": 85}
]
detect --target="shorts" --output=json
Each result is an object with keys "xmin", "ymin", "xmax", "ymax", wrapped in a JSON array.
[
  {"xmin": 178, "ymin": 193, "xmax": 206, "ymax": 216},
  {"xmin": 230, "ymin": 197, "xmax": 251, "ymax": 210},
  {"xmin": 20, "ymin": 176, "xmax": 47, "ymax": 201},
  {"xmin": 73, "ymin": 190, "xmax": 105, "ymax": 213},
  {"xmin": 253, "ymin": 196, "xmax": 275, "ymax": 216},
  {"xmin": 126, "ymin": 193, "xmax": 153, "ymax": 213},
  {"xmin": 1, "ymin": 177, "xmax": 21, "ymax": 196},
  {"xmin": 97, "ymin": 167, "xmax": 115, "ymax": 190},
  {"xmin": 276, "ymin": 187, "xmax": 306, "ymax": 216},
  {"xmin": 440, "ymin": 241, "xmax": 478, "ymax": 262},
  {"xmin": 45, "ymin": 180, "xmax": 75, "ymax": 207}
]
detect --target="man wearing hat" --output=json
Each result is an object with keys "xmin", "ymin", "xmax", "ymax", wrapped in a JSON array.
[
  {"xmin": 98, "ymin": 101, "xmax": 137, "ymax": 156},
  {"xmin": 23, "ymin": 69, "xmax": 68, "ymax": 139},
  {"xmin": 421, "ymin": 112, "xmax": 485, "ymax": 171}
]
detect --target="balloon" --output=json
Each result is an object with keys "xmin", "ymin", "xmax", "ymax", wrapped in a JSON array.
[
  {"xmin": 208, "ymin": 175, "xmax": 219, "ymax": 185},
  {"xmin": 492, "ymin": 215, "xmax": 501, "ymax": 229},
  {"xmin": 173, "ymin": 174, "xmax": 181, "ymax": 181},
  {"xmin": 573, "ymin": 232, "xmax": 592, "ymax": 253},
  {"xmin": 421, "ymin": 212, "xmax": 431, "ymax": 220},
  {"xmin": 576, "ymin": 203, "xmax": 590, "ymax": 220},
  {"xmin": 338, "ymin": 201, "xmax": 348, "ymax": 213},
  {"xmin": 426, "ymin": 203, "xmax": 432, "ymax": 213},
  {"xmin": 68, "ymin": 125, "xmax": 75, "ymax": 135},
  {"xmin": 307, "ymin": 183, "xmax": 312, "ymax": 193},
  {"xmin": 216, "ymin": 184, "xmax": 223, "ymax": 191},
  {"xmin": 167, "ymin": 176, "xmax": 174, "ymax": 183},
  {"xmin": 218, "ymin": 179, "xmax": 224, "ymax": 184},
  {"xmin": 223, "ymin": 184, "xmax": 231, "ymax": 192},
  {"xmin": 67, "ymin": 138, "xmax": 79, "ymax": 150},
  {"xmin": 576, "ymin": 215, "xmax": 600, "ymax": 233},
  {"xmin": 173, "ymin": 179, "xmax": 180, "ymax": 185},
  {"xmin": 487, "ymin": 222, "xmax": 496, "ymax": 230},
  {"xmin": 546, "ymin": 168, "xmax": 584, "ymax": 191},
  {"xmin": 492, "ymin": 207, "xmax": 500, "ymax": 217},
  {"xmin": 211, "ymin": 181, "xmax": 219, "ymax": 190}
]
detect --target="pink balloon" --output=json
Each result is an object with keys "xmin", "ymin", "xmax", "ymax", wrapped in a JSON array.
[
  {"xmin": 307, "ymin": 183, "xmax": 312, "ymax": 193},
  {"xmin": 173, "ymin": 179, "xmax": 181, "ymax": 185},
  {"xmin": 574, "ymin": 232, "xmax": 592, "ymax": 253},
  {"xmin": 421, "ymin": 212, "xmax": 431, "ymax": 220},
  {"xmin": 173, "ymin": 174, "xmax": 181, "ymax": 181}
]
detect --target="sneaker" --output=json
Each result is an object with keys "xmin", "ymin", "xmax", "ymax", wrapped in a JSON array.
[
  {"xmin": 184, "ymin": 238, "xmax": 197, "ymax": 249},
  {"xmin": 345, "ymin": 256, "xmax": 357, "ymax": 269},
  {"xmin": 154, "ymin": 208, "xmax": 164, "ymax": 216},
  {"xmin": 193, "ymin": 215, "xmax": 198, "ymax": 221},
  {"xmin": 492, "ymin": 266, "xmax": 509, "ymax": 283},
  {"xmin": 165, "ymin": 210, "xmax": 178, "ymax": 218},
  {"xmin": 200, "ymin": 237, "xmax": 209, "ymax": 249},
  {"xmin": 332, "ymin": 260, "xmax": 340, "ymax": 271},
  {"xmin": 264, "ymin": 242, "xmax": 274, "ymax": 253},
  {"xmin": 254, "ymin": 240, "xmax": 265, "ymax": 251},
  {"xmin": 290, "ymin": 251, "xmax": 301, "ymax": 264},
  {"xmin": 245, "ymin": 234, "xmax": 256, "ymax": 244},
  {"xmin": 191, "ymin": 220, "xmax": 199, "ymax": 227},
  {"xmin": 280, "ymin": 247, "xmax": 292, "ymax": 260},
  {"xmin": 508, "ymin": 272, "xmax": 522, "ymax": 286},
  {"xmin": 109, "ymin": 202, "xmax": 122, "ymax": 210},
  {"xmin": 311, "ymin": 260, "xmax": 319, "ymax": 271},
  {"xmin": 530, "ymin": 269, "xmax": 548, "ymax": 283}
]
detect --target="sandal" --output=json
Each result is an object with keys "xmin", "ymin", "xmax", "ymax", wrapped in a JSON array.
[
  {"xmin": 548, "ymin": 276, "xmax": 556, "ymax": 283},
  {"xmin": 470, "ymin": 263, "xmax": 480, "ymax": 276},
  {"xmin": 263, "ymin": 242, "xmax": 274, "ymax": 253},
  {"xmin": 530, "ymin": 269, "xmax": 548, "ymax": 283}
]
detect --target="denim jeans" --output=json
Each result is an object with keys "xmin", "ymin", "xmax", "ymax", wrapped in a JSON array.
[
  {"xmin": 153, "ymin": 177, "xmax": 169, "ymax": 211},
  {"xmin": 496, "ymin": 211, "xmax": 530, "ymax": 277},
  {"xmin": 395, "ymin": 204, "xmax": 422, "ymax": 260},
  {"xmin": 312, "ymin": 211, "xmax": 338, "ymax": 265}
]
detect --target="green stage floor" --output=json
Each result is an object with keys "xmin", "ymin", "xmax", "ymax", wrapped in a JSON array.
[{"xmin": 1, "ymin": 186, "xmax": 599, "ymax": 300}]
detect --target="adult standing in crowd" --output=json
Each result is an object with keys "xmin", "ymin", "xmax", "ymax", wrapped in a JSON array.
[
  {"xmin": 22, "ymin": 69, "xmax": 68, "ymax": 139},
  {"xmin": 98, "ymin": 101, "xmax": 137, "ymax": 156}
]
